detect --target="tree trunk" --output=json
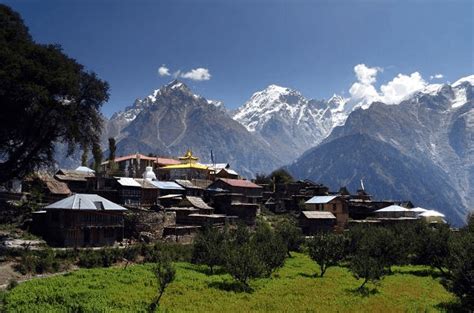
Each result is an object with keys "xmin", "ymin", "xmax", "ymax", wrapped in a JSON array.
[{"xmin": 359, "ymin": 278, "xmax": 368, "ymax": 290}]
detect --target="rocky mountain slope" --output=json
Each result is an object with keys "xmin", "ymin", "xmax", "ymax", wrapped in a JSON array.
[
  {"xmin": 233, "ymin": 85, "xmax": 349, "ymax": 161},
  {"xmin": 287, "ymin": 76, "xmax": 474, "ymax": 225},
  {"xmin": 102, "ymin": 80, "xmax": 281, "ymax": 177}
]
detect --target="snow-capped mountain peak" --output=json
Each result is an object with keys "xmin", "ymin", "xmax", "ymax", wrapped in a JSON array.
[{"xmin": 452, "ymin": 75, "xmax": 474, "ymax": 88}]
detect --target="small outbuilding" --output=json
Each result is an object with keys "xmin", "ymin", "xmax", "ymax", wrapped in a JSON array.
[
  {"xmin": 305, "ymin": 195, "xmax": 348, "ymax": 231},
  {"xmin": 299, "ymin": 211, "xmax": 336, "ymax": 234},
  {"xmin": 35, "ymin": 194, "xmax": 127, "ymax": 247}
]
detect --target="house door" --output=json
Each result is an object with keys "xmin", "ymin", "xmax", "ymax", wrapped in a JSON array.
[{"xmin": 84, "ymin": 228, "xmax": 90, "ymax": 245}]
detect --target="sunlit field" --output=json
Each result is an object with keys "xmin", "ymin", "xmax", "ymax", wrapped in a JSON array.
[{"xmin": 5, "ymin": 253, "xmax": 455, "ymax": 312}]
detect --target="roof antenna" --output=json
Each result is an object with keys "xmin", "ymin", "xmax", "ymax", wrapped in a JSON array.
[{"xmin": 360, "ymin": 179, "xmax": 365, "ymax": 191}]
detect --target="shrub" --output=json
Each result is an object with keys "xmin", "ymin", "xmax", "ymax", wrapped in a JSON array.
[
  {"xmin": 143, "ymin": 242, "xmax": 192, "ymax": 263},
  {"xmin": 35, "ymin": 249, "xmax": 57, "ymax": 273},
  {"xmin": 16, "ymin": 251, "xmax": 37, "ymax": 275},
  {"xmin": 78, "ymin": 249, "xmax": 102, "ymax": 268},
  {"xmin": 6, "ymin": 279, "xmax": 18, "ymax": 290},
  {"xmin": 308, "ymin": 233, "xmax": 345, "ymax": 277}
]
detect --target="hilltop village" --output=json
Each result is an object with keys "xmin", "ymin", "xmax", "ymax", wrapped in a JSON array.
[{"xmin": 0, "ymin": 149, "xmax": 446, "ymax": 248}]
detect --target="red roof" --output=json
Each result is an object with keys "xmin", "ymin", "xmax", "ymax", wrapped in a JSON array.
[
  {"xmin": 218, "ymin": 178, "xmax": 262, "ymax": 189},
  {"xmin": 102, "ymin": 154, "xmax": 180, "ymax": 166},
  {"xmin": 156, "ymin": 157, "xmax": 181, "ymax": 166}
]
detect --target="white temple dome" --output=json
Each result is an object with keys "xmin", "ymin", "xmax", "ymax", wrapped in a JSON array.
[{"xmin": 143, "ymin": 166, "xmax": 157, "ymax": 180}]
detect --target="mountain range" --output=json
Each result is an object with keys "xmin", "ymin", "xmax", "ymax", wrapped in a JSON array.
[
  {"xmin": 55, "ymin": 75, "xmax": 473, "ymax": 225},
  {"xmin": 287, "ymin": 76, "xmax": 473, "ymax": 225}
]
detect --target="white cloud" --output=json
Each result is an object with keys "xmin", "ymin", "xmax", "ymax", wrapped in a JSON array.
[
  {"xmin": 158, "ymin": 65, "xmax": 170, "ymax": 76},
  {"xmin": 353, "ymin": 64, "xmax": 381, "ymax": 85},
  {"xmin": 430, "ymin": 73, "xmax": 444, "ymax": 80},
  {"xmin": 180, "ymin": 68, "xmax": 211, "ymax": 81},
  {"xmin": 380, "ymin": 72, "xmax": 427, "ymax": 104},
  {"xmin": 347, "ymin": 63, "xmax": 428, "ymax": 108},
  {"xmin": 348, "ymin": 64, "xmax": 382, "ymax": 107}
]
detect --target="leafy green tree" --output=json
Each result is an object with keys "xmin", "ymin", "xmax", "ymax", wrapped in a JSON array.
[
  {"xmin": 252, "ymin": 221, "xmax": 287, "ymax": 276},
  {"xmin": 225, "ymin": 241, "xmax": 265, "ymax": 290},
  {"xmin": 92, "ymin": 143, "xmax": 103, "ymax": 174},
  {"xmin": 413, "ymin": 223, "xmax": 451, "ymax": 275},
  {"xmin": 0, "ymin": 5, "xmax": 109, "ymax": 183},
  {"xmin": 80, "ymin": 145, "xmax": 89, "ymax": 167},
  {"xmin": 149, "ymin": 257, "xmax": 176, "ymax": 312},
  {"xmin": 254, "ymin": 173, "xmax": 271, "ymax": 185},
  {"xmin": 192, "ymin": 224, "xmax": 227, "ymax": 274},
  {"xmin": 269, "ymin": 169, "xmax": 294, "ymax": 185},
  {"xmin": 108, "ymin": 137, "xmax": 116, "ymax": 161},
  {"xmin": 308, "ymin": 233, "xmax": 345, "ymax": 277},
  {"xmin": 274, "ymin": 218, "xmax": 304, "ymax": 257},
  {"xmin": 442, "ymin": 230, "xmax": 474, "ymax": 309},
  {"xmin": 350, "ymin": 251, "xmax": 385, "ymax": 291}
]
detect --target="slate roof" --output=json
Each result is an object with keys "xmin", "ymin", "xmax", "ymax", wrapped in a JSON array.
[
  {"xmin": 45, "ymin": 194, "xmax": 127, "ymax": 211},
  {"xmin": 175, "ymin": 179, "xmax": 203, "ymax": 189},
  {"xmin": 374, "ymin": 205, "xmax": 410, "ymax": 212},
  {"xmin": 301, "ymin": 211, "xmax": 336, "ymax": 219},
  {"xmin": 149, "ymin": 181, "xmax": 185, "ymax": 190},
  {"xmin": 32, "ymin": 172, "xmax": 71, "ymax": 195},
  {"xmin": 55, "ymin": 169, "xmax": 95, "ymax": 182},
  {"xmin": 45, "ymin": 179, "xmax": 71, "ymax": 195},
  {"xmin": 185, "ymin": 196, "xmax": 213, "ymax": 210},
  {"xmin": 116, "ymin": 177, "xmax": 142, "ymax": 187},
  {"xmin": 305, "ymin": 195, "xmax": 339, "ymax": 204}
]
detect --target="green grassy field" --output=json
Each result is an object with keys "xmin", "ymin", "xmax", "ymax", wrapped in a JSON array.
[{"xmin": 4, "ymin": 253, "xmax": 456, "ymax": 312}]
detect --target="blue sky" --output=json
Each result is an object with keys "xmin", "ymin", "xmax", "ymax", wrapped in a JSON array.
[{"xmin": 4, "ymin": 0, "xmax": 473, "ymax": 117}]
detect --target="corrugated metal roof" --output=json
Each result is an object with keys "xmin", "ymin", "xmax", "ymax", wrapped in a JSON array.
[
  {"xmin": 305, "ymin": 195, "xmax": 339, "ymax": 204},
  {"xmin": 75, "ymin": 166, "xmax": 95, "ymax": 173},
  {"xmin": 301, "ymin": 211, "xmax": 336, "ymax": 219},
  {"xmin": 117, "ymin": 177, "xmax": 142, "ymax": 187},
  {"xmin": 150, "ymin": 180, "xmax": 185, "ymax": 190},
  {"xmin": 133, "ymin": 179, "xmax": 158, "ymax": 189},
  {"xmin": 45, "ymin": 194, "xmax": 127, "ymax": 211},
  {"xmin": 375, "ymin": 205, "xmax": 410, "ymax": 212},
  {"xmin": 217, "ymin": 178, "xmax": 262, "ymax": 189}
]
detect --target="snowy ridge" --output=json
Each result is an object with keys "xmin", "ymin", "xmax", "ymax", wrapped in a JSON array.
[{"xmin": 233, "ymin": 84, "xmax": 350, "ymax": 149}]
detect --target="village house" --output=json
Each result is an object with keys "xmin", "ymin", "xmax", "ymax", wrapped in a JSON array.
[
  {"xmin": 23, "ymin": 172, "xmax": 71, "ymax": 203},
  {"xmin": 305, "ymin": 195, "xmax": 348, "ymax": 232},
  {"xmin": 32, "ymin": 194, "xmax": 127, "ymax": 247},
  {"xmin": 261, "ymin": 180, "xmax": 330, "ymax": 213},
  {"xmin": 175, "ymin": 179, "xmax": 205, "ymax": 197},
  {"xmin": 54, "ymin": 168, "xmax": 95, "ymax": 193},
  {"xmin": 208, "ymin": 178, "xmax": 263, "ymax": 201},
  {"xmin": 116, "ymin": 177, "xmax": 142, "ymax": 207},
  {"xmin": 299, "ymin": 211, "xmax": 336, "ymax": 234}
]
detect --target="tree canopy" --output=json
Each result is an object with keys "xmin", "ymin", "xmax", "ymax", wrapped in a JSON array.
[{"xmin": 0, "ymin": 5, "xmax": 109, "ymax": 183}]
